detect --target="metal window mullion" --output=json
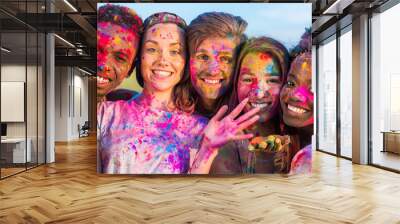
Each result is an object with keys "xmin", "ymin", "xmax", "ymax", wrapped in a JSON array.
[
  {"xmin": 25, "ymin": 0, "xmax": 28, "ymax": 171},
  {"xmin": 316, "ymin": 44, "xmax": 320, "ymax": 151},
  {"xmin": 336, "ymin": 27, "xmax": 341, "ymax": 157},
  {"xmin": 367, "ymin": 11, "xmax": 373, "ymax": 165},
  {"xmin": 36, "ymin": 0, "xmax": 39, "ymax": 167}
]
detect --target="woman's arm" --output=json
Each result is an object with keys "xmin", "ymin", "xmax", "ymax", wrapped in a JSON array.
[{"xmin": 189, "ymin": 98, "xmax": 260, "ymax": 174}]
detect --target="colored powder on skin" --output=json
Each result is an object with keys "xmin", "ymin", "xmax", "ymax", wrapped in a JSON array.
[
  {"xmin": 301, "ymin": 61, "xmax": 308, "ymax": 71},
  {"xmin": 208, "ymin": 60, "xmax": 219, "ymax": 74},
  {"xmin": 259, "ymin": 53, "xmax": 268, "ymax": 61},
  {"xmin": 250, "ymin": 77, "xmax": 258, "ymax": 88},
  {"xmin": 240, "ymin": 67, "xmax": 251, "ymax": 75},
  {"xmin": 167, "ymin": 32, "xmax": 173, "ymax": 40},
  {"xmin": 97, "ymin": 33, "xmax": 111, "ymax": 68},
  {"xmin": 166, "ymin": 144, "xmax": 174, "ymax": 153},
  {"xmin": 266, "ymin": 64, "xmax": 274, "ymax": 74},
  {"xmin": 189, "ymin": 59, "xmax": 198, "ymax": 82},
  {"xmin": 113, "ymin": 36, "xmax": 121, "ymax": 45},
  {"xmin": 293, "ymin": 86, "xmax": 313, "ymax": 103}
]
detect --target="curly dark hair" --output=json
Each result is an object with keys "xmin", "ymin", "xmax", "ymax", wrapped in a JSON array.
[
  {"xmin": 98, "ymin": 4, "xmax": 143, "ymax": 35},
  {"xmin": 289, "ymin": 27, "xmax": 311, "ymax": 60},
  {"xmin": 98, "ymin": 4, "xmax": 143, "ymax": 77}
]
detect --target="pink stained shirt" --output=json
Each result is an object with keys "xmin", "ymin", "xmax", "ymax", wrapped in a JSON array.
[{"xmin": 97, "ymin": 98, "xmax": 208, "ymax": 174}]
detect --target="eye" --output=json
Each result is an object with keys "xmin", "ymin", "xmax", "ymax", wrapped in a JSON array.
[
  {"xmin": 170, "ymin": 49, "xmax": 181, "ymax": 56},
  {"xmin": 196, "ymin": 54, "xmax": 209, "ymax": 61},
  {"xmin": 145, "ymin": 47, "xmax": 157, "ymax": 53},
  {"xmin": 286, "ymin": 80, "xmax": 296, "ymax": 87},
  {"xmin": 114, "ymin": 52, "xmax": 127, "ymax": 62},
  {"xmin": 241, "ymin": 75, "xmax": 252, "ymax": 83},
  {"xmin": 267, "ymin": 78, "xmax": 281, "ymax": 84},
  {"xmin": 220, "ymin": 56, "xmax": 233, "ymax": 64}
]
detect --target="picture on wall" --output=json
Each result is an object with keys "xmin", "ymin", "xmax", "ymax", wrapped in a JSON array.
[{"xmin": 97, "ymin": 3, "xmax": 313, "ymax": 175}]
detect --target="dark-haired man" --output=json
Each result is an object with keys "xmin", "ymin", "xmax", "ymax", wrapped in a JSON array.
[{"xmin": 97, "ymin": 4, "xmax": 143, "ymax": 102}]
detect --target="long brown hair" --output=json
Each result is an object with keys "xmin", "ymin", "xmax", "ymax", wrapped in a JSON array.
[
  {"xmin": 228, "ymin": 36, "xmax": 290, "ymax": 118},
  {"xmin": 135, "ymin": 12, "xmax": 195, "ymax": 113}
]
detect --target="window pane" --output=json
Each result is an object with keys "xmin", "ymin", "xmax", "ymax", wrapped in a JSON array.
[
  {"xmin": 318, "ymin": 37, "xmax": 337, "ymax": 154},
  {"xmin": 371, "ymin": 3, "xmax": 400, "ymax": 171},
  {"xmin": 340, "ymin": 29, "xmax": 352, "ymax": 158}
]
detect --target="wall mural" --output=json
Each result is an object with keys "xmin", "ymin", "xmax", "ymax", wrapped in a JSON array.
[{"xmin": 97, "ymin": 3, "xmax": 313, "ymax": 175}]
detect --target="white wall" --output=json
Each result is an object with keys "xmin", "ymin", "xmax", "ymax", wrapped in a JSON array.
[
  {"xmin": 55, "ymin": 66, "xmax": 69, "ymax": 141},
  {"xmin": 54, "ymin": 67, "xmax": 89, "ymax": 141}
]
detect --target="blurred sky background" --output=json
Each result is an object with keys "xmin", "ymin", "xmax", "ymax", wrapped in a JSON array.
[{"xmin": 98, "ymin": 3, "xmax": 311, "ymax": 49}]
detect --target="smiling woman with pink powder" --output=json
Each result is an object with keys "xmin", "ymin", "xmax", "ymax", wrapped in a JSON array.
[{"xmin": 280, "ymin": 29, "xmax": 313, "ymax": 174}]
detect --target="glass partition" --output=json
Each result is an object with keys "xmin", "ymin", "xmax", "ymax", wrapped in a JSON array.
[
  {"xmin": 1, "ymin": 31, "xmax": 28, "ymax": 177},
  {"xmin": 0, "ymin": 0, "xmax": 46, "ymax": 179}
]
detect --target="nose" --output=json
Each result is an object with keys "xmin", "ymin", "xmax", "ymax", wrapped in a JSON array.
[
  {"xmin": 97, "ymin": 63, "xmax": 110, "ymax": 73},
  {"xmin": 250, "ymin": 82, "xmax": 269, "ymax": 99},
  {"xmin": 291, "ymin": 88, "xmax": 307, "ymax": 103},
  {"xmin": 207, "ymin": 59, "xmax": 221, "ymax": 76},
  {"xmin": 156, "ymin": 50, "xmax": 169, "ymax": 67}
]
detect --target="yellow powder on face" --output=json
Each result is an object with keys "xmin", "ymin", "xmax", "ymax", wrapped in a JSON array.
[
  {"xmin": 113, "ymin": 36, "xmax": 121, "ymax": 45},
  {"xmin": 301, "ymin": 61, "xmax": 308, "ymax": 71}
]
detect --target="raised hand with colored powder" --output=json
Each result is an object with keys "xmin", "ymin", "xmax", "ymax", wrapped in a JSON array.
[{"xmin": 189, "ymin": 98, "xmax": 260, "ymax": 174}]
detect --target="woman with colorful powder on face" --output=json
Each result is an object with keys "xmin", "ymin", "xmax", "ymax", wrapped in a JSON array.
[
  {"xmin": 98, "ymin": 12, "xmax": 259, "ymax": 174},
  {"xmin": 207, "ymin": 37, "xmax": 290, "ymax": 174},
  {"xmin": 280, "ymin": 29, "xmax": 313, "ymax": 174}
]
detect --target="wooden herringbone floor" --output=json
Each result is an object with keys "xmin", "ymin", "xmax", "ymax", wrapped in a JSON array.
[{"xmin": 1, "ymin": 135, "xmax": 400, "ymax": 224}]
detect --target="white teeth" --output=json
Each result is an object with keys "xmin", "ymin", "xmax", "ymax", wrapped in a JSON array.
[
  {"xmin": 251, "ymin": 103, "xmax": 267, "ymax": 108},
  {"xmin": 288, "ymin": 104, "xmax": 306, "ymax": 114},
  {"xmin": 153, "ymin": 70, "xmax": 172, "ymax": 78},
  {"xmin": 97, "ymin": 76, "xmax": 109, "ymax": 84},
  {"xmin": 204, "ymin": 79, "xmax": 221, "ymax": 84}
]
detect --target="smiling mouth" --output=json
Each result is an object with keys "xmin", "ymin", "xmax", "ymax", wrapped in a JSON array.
[
  {"xmin": 250, "ymin": 102, "xmax": 271, "ymax": 109},
  {"xmin": 287, "ymin": 104, "xmax": 308, "ymax": 114},
  {"xmin": 201, "ymin": 78, "xmax": 223, "ymax": 85},
  {"xmin": 152, "ymin": 70, "xmax": 173, "ymax": 78},
  {"xmin": 97, "ymin": 76, "xmax": 111, "ymax": 84}
]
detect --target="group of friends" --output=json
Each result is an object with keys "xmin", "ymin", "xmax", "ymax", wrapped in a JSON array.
[{"xmin": 97, "ymin": 4, "xmax": 313, "ymax": 175}]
